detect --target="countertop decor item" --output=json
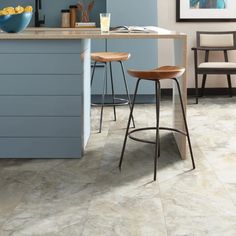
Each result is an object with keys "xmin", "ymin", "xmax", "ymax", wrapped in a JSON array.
[
  {"xmin": 77, "ymin": 0, "xmax": 95, "ymax": 22},
  {"xmin": 69, "ymin": 5, "xmax": 77, "ymax": 28},
  {"xmin": 75, "ymin": 22, "xmax": 96, "ymax": 28},
  {"xmin": 0, "ymin": 12, "xmax": 33, "ymax": 33},
  {"xmin": 177, "ymin": 0, "xmax": 236, "ymax": 22},
  {"xmin": 61, "ymin": 9, "xmax": 70, "ymax": 28}
]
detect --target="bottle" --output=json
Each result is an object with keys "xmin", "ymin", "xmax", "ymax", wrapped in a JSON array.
[
  {"xmin": 61, "ymin": 9, "xmax": 70, "ymax": 28},
  {"xmin": 69, "ymin": 5, "xmax": 78, "ymax": 28}
]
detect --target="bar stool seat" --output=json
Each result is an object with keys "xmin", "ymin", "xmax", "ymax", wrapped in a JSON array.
[
  {"xmin": 91, "ymin": 52, "xmax": 130, "ymax": 63},
  {"xmin": 91, "ymin": 51, "xmax": 134, "ymax": 133},
  {"xmin": 127, "ymin": 66, "xmax": 185, "ymax": 80},
  {"xmin": 119, "ymin": 65, "xmax": 196, "ymax": 181}
]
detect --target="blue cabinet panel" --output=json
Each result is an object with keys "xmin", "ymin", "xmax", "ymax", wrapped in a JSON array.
[
  {"xmin": 0, "ymin": 138, "xmax": 81, "ymax": 158},
  {"xmin": 0, "ymin": 40, "xmax": 82, "ymax": 54},
  {"xmin": 0, "ymin": 117, "xmax": 81, "ymax": 137},
  {"xmin": 0, "ymin": 75, "xmax": 82, "ymax": 95},
  {"xmin": 0, "ymin": 54, "xmax": 82, "ymax": 75},
  {"xmin": 0, "ymin": 96, "xmax": 81, "ymax": 116},
  {"xmin": 0, "ymin": 39, "xmax": 89, "ymax": 158}
]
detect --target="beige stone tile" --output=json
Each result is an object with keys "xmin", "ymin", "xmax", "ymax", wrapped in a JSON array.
[
  {"xmin": 82, "ymin": 214, "xmax": 167, "ymax": 236},
  {"xmin": 209, "ymin": 155, "xmax": 236, "ymax": 184},
  {"xmin": 0, "ymin": 169, "xmax": 37, "ymax": 228},
  {"xmin": 1, "ymin": 169, "xmax": 94, "ymax": 236},
  {"xmin": 166, "ymin": 215, "xmax": 236, "ymax": 236},
  {"xmin": 224, "ymin": 183, "xmax": 236, "ymax": 205},
  {"xmin": 83, "ymin": 180, "xmax": 167, "ymax": 236},
  {"xmin": 159, "ymin": 169, "xmax": 236, "ymax": 218},
  {"xmin": 0, "ymin": 159, "xmax": 64, "ymax": 173}
]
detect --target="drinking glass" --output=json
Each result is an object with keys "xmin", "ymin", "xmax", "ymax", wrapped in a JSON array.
[{"xmin": 100, "ymin": 13, "xmax": 110, "ymax": 34}]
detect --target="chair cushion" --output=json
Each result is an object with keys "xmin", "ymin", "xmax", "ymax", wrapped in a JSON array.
[{"xmin": 198, "ymin": 62, "xmax": 236, "ymax": 68}]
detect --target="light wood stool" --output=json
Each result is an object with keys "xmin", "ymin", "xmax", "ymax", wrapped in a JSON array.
[
  {"xmin": 91, "ymin": 52, "xmax": 135, "ymax": 133},
  {"xmin": 119, "ymin": 66, "xmax": 196, "ymax": 181}
]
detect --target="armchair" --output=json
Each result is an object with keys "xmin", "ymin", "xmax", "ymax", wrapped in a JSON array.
[{"xmin": 192, "ymin": 31, "xmax": 236, "ymax": 104}]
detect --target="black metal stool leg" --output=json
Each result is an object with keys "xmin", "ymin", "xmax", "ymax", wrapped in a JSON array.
[
  {"xmin": 173, "ymin": 78, "xmax": 196, "ymax": 170},
  {"xmin": 195, "ymin": 73, "xmax": 199, "ymax": 104},
  {"xmin": 227, "ymin": 75, "xmax": 233, "ymax": 97},
  {"xmin": 154, "ymin": 81, "xmax": 161, "ymax": 181},
  {"xmin": 119, "ymin": 79, "xmax": 141, "ymax": 170},
  {"xmin": 120, "ymin": 61, "xmax": 135, "ymax": 128},
  {"xmin": 201, "ymin": 74, "xmax": 207, "ymax": 97},
  {"xmin": 99, "ymin": 63, "xmax": 108, "ymax": 133},
  {"xmin": 91, "ymin": 61, "xmax": 97, "ymax": 86},
  {"xmin": 109, "ymin": 62, "xmax": 117, "ymax": 121}
]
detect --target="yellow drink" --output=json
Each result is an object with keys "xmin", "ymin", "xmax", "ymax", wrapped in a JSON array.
[{"xmin": 100, "ymin": 13, "xmax": 110, "ymax": 34}]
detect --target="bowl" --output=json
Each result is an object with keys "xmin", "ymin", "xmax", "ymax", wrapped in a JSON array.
[{"xmin": 0, "ymin": 12, "xmax": 32, "ymax": 33}]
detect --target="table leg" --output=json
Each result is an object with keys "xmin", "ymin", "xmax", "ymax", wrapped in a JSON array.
[
  {"xmin": 82, "ymin": 39, "xmax": 91, "ymax": 152},
  {"xmin": 173, "ymin": 36, "xmax": 187, "ymax": 160}
]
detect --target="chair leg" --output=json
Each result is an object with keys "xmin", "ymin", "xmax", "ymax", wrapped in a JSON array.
[
  {"xmin": 201, "ymin": 74, "xmax": 207, "ymax": 97},
  {"xmin": 154, "ymin": 81, "xmax": 161, "ymax": 181},
  {"xmin": 119, "ymin": 79, "xmax": 141, "ymax": 170},
  {"xmin": 99, "ymin": 63, "xmax": 108, "ymax": 133},
  {"xmin": 109, "ymin": 62, "xmax": 117, "ymax": 121},
  {"xmin": 227, "ymin": 75, "xmax": 233, "ymax": 97},
  {"xmin": 195, "ymin": 74, "xmax": 199, "ymax": 104},
  {"xmin": 91, "ymin": 61, "xmax": 97, "ymax": 86},
  {"xmin": 173, "ymin": 78, "xmax": 196, "ymax": 170},
  {"xmin": 120, "ymin": 61, "xmax": 135, "ymax": 128}
]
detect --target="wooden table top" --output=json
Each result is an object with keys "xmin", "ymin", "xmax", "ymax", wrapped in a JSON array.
[{"xmin": 0, "ymin": 27, "xmax": 187, "ymax": 40}]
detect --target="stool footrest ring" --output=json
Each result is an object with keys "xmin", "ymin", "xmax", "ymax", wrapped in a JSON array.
[
  {"xmin": 92, "ymin": 97, "xmax": 129, "ymax": 107},
  {"xmin": 128, "ymin": 127, "xmax": 187, "ymax": 145}
]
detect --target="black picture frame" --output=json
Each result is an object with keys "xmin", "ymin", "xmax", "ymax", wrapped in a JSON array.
[{"xmin": 176, "ymin": 0, "xmax": 236, "ymax": 22}]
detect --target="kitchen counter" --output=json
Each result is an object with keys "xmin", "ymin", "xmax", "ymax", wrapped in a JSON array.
[
  {"xmin": 0, "ymin": 27, "xmax": 186, "ymax": 39},
  {"xmin": 0, "ymin": 27, "xmax": 187, "ymax": 159}
]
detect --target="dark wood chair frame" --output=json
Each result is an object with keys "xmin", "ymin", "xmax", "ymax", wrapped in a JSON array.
[{"xmin": 192, "ymin": 31, "xmax": 236, "ymax": 104}]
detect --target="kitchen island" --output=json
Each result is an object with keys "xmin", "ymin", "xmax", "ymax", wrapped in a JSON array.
[{"xmin": 0, "ymin": 28, "xmax": 187, "ymax": 159}]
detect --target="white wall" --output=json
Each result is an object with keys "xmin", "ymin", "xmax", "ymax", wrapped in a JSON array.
[{"xmin": 158, "ymin": 0, "xmax": 236, "ymax": 88}]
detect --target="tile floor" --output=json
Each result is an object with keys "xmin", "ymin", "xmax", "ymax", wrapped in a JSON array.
[{"xmin": 0, "ymin": 97, "xmax": 236, "ymax": 236}]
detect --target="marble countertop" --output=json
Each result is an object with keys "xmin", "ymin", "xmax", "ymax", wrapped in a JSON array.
[{"xmin": 0, "ymin": 27, "xmax": 186, "ymax": 40}]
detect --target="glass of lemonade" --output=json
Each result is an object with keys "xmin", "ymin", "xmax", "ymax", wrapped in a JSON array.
[{"xmin": 100, "ymin": 13, "xmax": 110, "ymax": 34}]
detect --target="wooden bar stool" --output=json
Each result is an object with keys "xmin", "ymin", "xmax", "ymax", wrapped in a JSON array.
[
  {"xmin": 119, "ymin": 66, "xmax": 196, "ymax": 181},
  {"xmin": 91, "ymin": 52, "xmax": 135, "ymax": 132}
]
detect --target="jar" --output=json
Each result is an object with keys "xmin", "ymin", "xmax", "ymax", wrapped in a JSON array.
[
  {"xmin": 61, "ymin": 9, "xmax": 70, "ymax": 28},
  {"xmin": 69, "ymin": 5, "xmax": 78, "ymax": 28}
]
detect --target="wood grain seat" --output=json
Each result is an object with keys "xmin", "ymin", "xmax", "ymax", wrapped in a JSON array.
[
  {"xmin": 127, "ymin": 66, "xmax": 185, "ymax": 80},
  {"xmin": 91, "ymin": 52, "xmax": 131, "ymax": 63}
]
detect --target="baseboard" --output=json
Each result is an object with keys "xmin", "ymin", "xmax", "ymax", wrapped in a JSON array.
[
  {"xmin": 159, "ymin": 87, "xmax": 236, "ymax": 96},
  {"xmin": 92, "ymin": 87, "xmax": 235, "ymax": 104}
]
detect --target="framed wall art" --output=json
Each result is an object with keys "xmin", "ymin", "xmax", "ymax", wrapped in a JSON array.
[{"xmin": 176, "ymin": 0, "xmax": 236, "ymax": 22}]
